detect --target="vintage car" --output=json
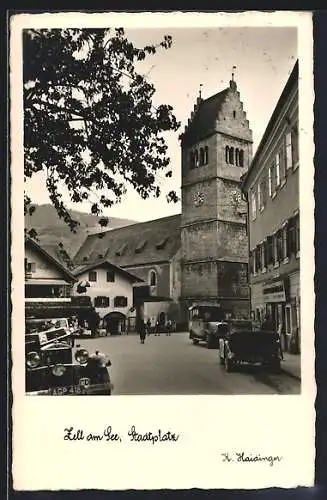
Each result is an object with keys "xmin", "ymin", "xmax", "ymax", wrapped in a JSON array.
[
  {"xmin": 25, "ymin": 328, "xmax": 113, "ymax": 395},
  {"xmin": 26, "ymin": 317, "xmax": 77, "ymax": 345},
  {"xmin": 189, "ymin": 305, "xmax": 226, "ymax": 348},
  {"xmin": 217, "ymin": 320, "xmax": 282, "ymax": 372}
]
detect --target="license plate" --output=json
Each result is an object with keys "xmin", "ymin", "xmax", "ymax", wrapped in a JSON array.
[{"xmin": 49, "ymin": 385, "xmax": 87, "ymax": 395}]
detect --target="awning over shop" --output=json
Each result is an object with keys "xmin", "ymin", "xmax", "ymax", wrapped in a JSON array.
[{"xmin": 25, "ymin": 279, "xmax": 70, "ymax": 286}]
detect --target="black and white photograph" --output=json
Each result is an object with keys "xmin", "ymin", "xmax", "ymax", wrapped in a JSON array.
[{"xmin": 11, "ymin": 10, "xmax": 315, "ymax": 491}]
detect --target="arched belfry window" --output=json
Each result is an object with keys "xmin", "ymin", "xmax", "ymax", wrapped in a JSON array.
[
  {"xmin": 189, "ymin": 151, "xmax": 194, "ymax": 169},
  {"xmin": 235, "ymin": 149, "xmax": 239, "ymax": 166},
  {"xmin": 149, "ymin": 270, "xmax": 157, "ymax": 287},
  {"xmin": 204, "ymin": 146, "xmax": 209, "ymax": 164},
  {"xmin": 194, "ymin": 150, "xmax": 199, "ymax": 168},
  {"xmin": 225, "ymin": 146, "xmax": 230, "ymax": 163},
  {"xmin": 200, "ymin": 148, "xmax": 205, "ymax": 166},
  {"xmin": 239, "ymin": 149, "xmax": 244, "ymax": 167},
  {"xmin": 229, "ymin": 147, "xmax": 234, "ymax": 165}
]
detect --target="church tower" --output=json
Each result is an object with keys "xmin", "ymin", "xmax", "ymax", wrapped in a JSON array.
[{"xmin": 180, "ymin": 74, "xmax": 253, "ymax": 319}]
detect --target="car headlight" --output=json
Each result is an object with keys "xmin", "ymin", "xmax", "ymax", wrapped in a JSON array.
[
  {"xmin": 26, "ymin": 351, "xmax": 41, "ymax": 369},
  {"xmin": 75, "ymin": 348, "xmax": 89, "ymax": 365},
  {"xmin": 52, "ymin": 364, "xmax": 66, "ymax": 376}
]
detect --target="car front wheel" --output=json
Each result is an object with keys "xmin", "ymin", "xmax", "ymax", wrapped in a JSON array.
[{"xmin": 206, "ymin": 334, "xmax": 214, "ymax": 349}]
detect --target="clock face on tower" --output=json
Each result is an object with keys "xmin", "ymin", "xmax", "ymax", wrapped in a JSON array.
[
  {"xmin": 230, "ymin": 190, "xmax": 243, "ymax": 212},
  {"xmin": 194, "ymin": 191, "xmax": 205, "ymax": 207}
]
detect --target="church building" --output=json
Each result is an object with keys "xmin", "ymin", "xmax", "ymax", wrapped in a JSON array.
[{"xmin": 74, "ymin": 75, "xmax": 252, "ymax": 327}]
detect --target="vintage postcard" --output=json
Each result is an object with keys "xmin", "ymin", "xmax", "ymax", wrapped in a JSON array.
[{"xmin": 10, "ymin": 10, "xmax": 315, "ymax": 491}]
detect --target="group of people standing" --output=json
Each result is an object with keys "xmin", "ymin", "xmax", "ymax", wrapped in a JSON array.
[{"xmin": 137, "ymin": 318, "xmax": 175, "ymax": 344}]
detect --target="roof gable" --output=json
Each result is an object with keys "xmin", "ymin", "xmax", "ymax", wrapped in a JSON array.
[
  {"xmin": 74, "ymin": 214, "xmax": 181, "ymax": 268},
  {"xmin": 25, "ymin": 238, "xmax": 76, "ymax": 282},
  {"xmin": 181, "ymin": 89, "xmax": 230, "ymax": 146},
  {"xmin": 241, "ymin": 61, "xmax": 298, "ymax": 190},
  {"xmin": 72, "ymin": 259, "xmax": 143, "ymax": 283}
]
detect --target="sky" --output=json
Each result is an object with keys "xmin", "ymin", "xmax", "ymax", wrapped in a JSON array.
[{"xmin": 24, "ymin": 26, "xmax": 297, "ymax": 222}]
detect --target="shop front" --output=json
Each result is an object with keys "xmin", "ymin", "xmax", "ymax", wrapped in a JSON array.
[{"xmin": 262, "ymin": 276, "xmax": 300, "ymax": 354}]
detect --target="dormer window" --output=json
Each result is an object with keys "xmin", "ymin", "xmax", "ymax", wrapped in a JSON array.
[
  {"xmin": 156, "ymin": 237, "xmax": 169, "ymax": 250},
  {"xmin": 135, "ymin": 240, "xmax": 147, "ymax": 254},
  {"xmin": 115, "ymin": 243, "xmax": 128, "ymax": 257},
  {"xmin": 83, "ymin": 256, "xmax": 88, "ymax": 262}
]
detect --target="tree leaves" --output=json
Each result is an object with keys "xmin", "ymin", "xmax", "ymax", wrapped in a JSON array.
[{"xmin": 24, "ymin": 28, "xmax": 180, "ymax": 231}]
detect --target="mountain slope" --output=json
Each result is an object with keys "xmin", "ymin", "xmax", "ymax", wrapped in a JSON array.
[{"xmin": 25, "ymin": 204, "xmax": 136, "ymax": 260}]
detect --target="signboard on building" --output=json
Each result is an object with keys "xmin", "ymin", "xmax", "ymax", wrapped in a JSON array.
[{"xmin": 263, "ymin": 280, "xmax": 286, "ymax": 303}]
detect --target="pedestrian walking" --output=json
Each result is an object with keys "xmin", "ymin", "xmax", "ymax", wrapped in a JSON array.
[
  {"xmin": 166, "ymin": 319, "xmax": 172, "ymax": 336},
  {"xmin": 137, "ymin": 318, "xmax": 147, "ymax": 344},
  {"xmin": 146, "ymin": 318, "xmax": 151, "ymax": 336},
  {"xmin": 155, "ymin": 320, "xmax": 160, "ymax": 336},
  {"xmin": 277, "ymin": 323, "xmax": 284, "ymax": 360}
]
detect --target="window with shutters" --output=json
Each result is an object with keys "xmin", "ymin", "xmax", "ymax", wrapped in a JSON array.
[
  {"xmin": 256, "ymin": 245, "xmax": 262, "ymax": 272},
  {"xmin": 273, "ymin": 234, "xmax": 279, "ymax": 265},
  {"xmin": 251, "ymin": 190, "xmax": 257, "ymax": 220},
  {"xmin": 249, "ymin": 251, "xmax": 253, "ymax": 275},
  {"xmin": 275, "ymin": 152, "xmax": 281, "ymax": 187},
  {"xmin": 106, "ymin": 270, "xmax": 115, "ymax": 282},
  {"xmin": 267, "ymin": 235, "xmax": 274, "ymax": 266},
  {"xmin": 285, "ymin": 131, "xmax": 293, "ymax": 169},
  {"xmin": 292, "ymin": 126, "xmax": 299, "ymax": 167},
  {"xmin": 277, "ymin": 230, "xmax": 283, "ymax": 262},
  {"xmin": 88, "ymin": 271, "xmax": 97, "ymax": 282},
  {"xmin": 262, "ymin": 240, "xmax": 267, "ymax": 270},
  {"xmin": 257, "ymin": 184, "xmax": 261, "ymax": 212},
  {"xmin": 94, "ymin": 296, "xmax": 110, "ymax": 308},
  {"xmin": 268, "ymin": 166, "xmax": 272, "ymax": 197},
  {"xmin": 282, "ymin": 224, "xmax": 288, "ymax": 261},
  {"xmin": 295, "ymin": 214, "xmax": 300, "ymax": 254},
  {"xmin": 287, "ymin": 217, "xmax": 297, "ymax": 256},
  {"xmin": 279, "ymin": 147, "xmax": 286, "ymax": 183},
  {"xmin": 258, "ymin": 179, "xmax": 266, "ymax": 211},
  {"xmin": 114, "ymin": 296, "xmax": 128, "ymax": 308},
  {"xmin": 253, "ymin": 248, "xmax": 257, "ymax": 274}
]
